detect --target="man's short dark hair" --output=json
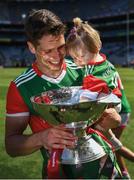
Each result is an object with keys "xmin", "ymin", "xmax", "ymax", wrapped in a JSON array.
[{"xmin": 24, "ymin": 9, "xmax": 66, "ymax": 46}]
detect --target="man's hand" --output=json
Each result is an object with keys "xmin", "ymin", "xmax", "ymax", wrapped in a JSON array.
[
  {"xmin": 39, "ymin": 124, "xmax": 77, "ymax": 151},
  {"xmin": 5, "ymin": 116, "xmax": 77, "ymax": 156}
]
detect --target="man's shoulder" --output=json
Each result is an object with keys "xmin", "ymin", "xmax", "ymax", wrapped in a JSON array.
[{"xmin": 13, "ymin": 66, "xmax": 36, "ymax": 87}]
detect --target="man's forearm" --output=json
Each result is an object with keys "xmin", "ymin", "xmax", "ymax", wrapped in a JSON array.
[{"xmin": 5, "ymin": 133, "xmax": 42, "ymax": 157}]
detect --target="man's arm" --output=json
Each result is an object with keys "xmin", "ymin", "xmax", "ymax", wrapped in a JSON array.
[
  {"xmin": 5, "ymin": 115, "xmax": 42, "ymax": 156},
  {"xmin": 5, "ymin": 116, "xmax": 77, "ymax": 157}
]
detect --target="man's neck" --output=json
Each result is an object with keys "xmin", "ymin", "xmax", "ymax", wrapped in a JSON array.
[{"xmin": 37, "ymin": 63, "xmax": 63, "ymax": 79}]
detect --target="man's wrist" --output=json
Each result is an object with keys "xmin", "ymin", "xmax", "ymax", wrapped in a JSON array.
[{"xmin": 94, "ymin": 124, "xmax": 106, "ymax": 132}]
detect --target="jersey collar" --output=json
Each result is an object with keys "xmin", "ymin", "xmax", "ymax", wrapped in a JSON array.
[
  {"xmin": 32, "ymin": 61, "xmax": 67, "ymax": 83},
  {"xmin": 87, "ymin": 53, "xmax": 106, "ymax": 65}
]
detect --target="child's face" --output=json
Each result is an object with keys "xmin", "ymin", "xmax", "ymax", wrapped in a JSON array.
[{"xmin": 68, "ymin": 47, "xmax": 91, "ymax": 66}]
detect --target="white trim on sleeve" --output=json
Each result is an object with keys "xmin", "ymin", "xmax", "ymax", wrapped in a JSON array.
[{"xmin": 6, "ymin": 112, "xmax": 30, "ymax": 117}]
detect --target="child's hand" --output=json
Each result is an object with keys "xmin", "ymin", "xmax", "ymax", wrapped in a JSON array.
[{"xmin": 96, "ymin": 108, "xmax": 121, "ymax": 131}]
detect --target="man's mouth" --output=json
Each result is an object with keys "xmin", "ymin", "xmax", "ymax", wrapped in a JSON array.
[
  {"xmin": 48, "ymin": 59, "xmax": 63, "ymax": 67},
  {"xmin": 51, "ymin": 61, "xmax": 60, "ymax": 65}
]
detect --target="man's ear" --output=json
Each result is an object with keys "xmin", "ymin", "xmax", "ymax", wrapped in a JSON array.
[{"xmin": 27, "ymin": 41, "xmax": 36, "ymax": 54}]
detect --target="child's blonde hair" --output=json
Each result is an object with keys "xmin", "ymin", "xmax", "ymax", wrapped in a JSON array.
[{"xmin": 66, "ymin": 17, "xmax": 101, "ymax": 54}]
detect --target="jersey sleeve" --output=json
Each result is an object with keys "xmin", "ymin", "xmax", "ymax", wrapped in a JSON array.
[
  {"xmin": 6, "ymin": 81, "xmax": 29, "ymax": 116},
  {"xmin": 116, "ymin": 72, "xmax": 124, "ymax": 90}
]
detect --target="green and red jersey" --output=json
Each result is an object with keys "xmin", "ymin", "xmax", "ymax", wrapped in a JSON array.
[
  {"xmin": 6, "ymin": 60, "xmax": 83, "ymax": 132},
  {"xmin": 66, "ymin": 53, "xmax": 131, "ymax": 114}
]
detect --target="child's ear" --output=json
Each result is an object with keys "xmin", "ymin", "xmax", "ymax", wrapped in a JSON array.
[{"xmin": 27, "ymin": 41, "xmax": 36, "ymax": 54}]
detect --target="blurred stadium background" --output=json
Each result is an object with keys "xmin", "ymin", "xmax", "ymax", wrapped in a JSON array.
[
  {"xmin": 0, "ymin": 0, "xmax": 134, "ymax": 67},
  {"xmin": 0, "ymin": 0, "xmax": 134, "ymax": 179}
]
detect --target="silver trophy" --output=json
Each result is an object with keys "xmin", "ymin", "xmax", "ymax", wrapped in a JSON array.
[{"xmin": 31, "ymin": 86, "xmax": 120, "ymax": 165}]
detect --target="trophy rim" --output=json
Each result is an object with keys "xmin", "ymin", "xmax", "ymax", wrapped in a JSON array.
[{"xmin": 30, "ymin": 86, "xmax": 114, "ymax": 107}]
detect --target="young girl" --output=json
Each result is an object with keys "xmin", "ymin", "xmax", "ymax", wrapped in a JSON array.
[{"xmin": 66, "ymin": 17, "xmax": 133, "ymax": 179}]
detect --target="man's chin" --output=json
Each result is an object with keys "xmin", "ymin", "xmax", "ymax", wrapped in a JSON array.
[{"xmin": 50, "ymin": 64, "xmax": 63, "ymax": 72}]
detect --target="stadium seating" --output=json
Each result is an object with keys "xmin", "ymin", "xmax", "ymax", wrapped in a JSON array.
[{"xmin": 0, "ymin": 0, "xmax": 133, "ymax": 67}]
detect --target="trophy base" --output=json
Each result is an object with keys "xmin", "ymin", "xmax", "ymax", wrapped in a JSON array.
[
  {"xmin": 61, "ymin": 135, "xmax": 106, "ymax": 164},
  {"xmin": 61, "ymin": 158, "xmax": 101, "ymax": 179}
]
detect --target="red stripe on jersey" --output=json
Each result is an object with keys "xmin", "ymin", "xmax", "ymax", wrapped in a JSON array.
[
  {"xmin": 88, "ymin": 53, "xmax": 106, "ymax": 65},
  {"xmin": 32, "ymin": 62, "xmax": 42, "ymax": 77},
  {"xmin": 117, "ymin": 75, "xmax": 124, "ymax": 90},
  {"xmin": 6, "ymin": 81, "xmax": 29, "ymax": 114}
]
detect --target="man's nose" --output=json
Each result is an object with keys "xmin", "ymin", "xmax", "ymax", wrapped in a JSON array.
[
  {"xmin": 53, "ymin": 48, "xmax": 66, "ymax": 59},
  {"xmin": 53, "ymin": 49, "xmax": 61, "ymax": 59}
]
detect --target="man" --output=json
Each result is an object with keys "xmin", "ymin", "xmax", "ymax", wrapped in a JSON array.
[{"xmin": 5, "ymin": 9, "xmax": 121, "ymax": 179}]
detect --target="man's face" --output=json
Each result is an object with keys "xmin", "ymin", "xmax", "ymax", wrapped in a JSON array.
[{"xmin": 29, "ymin": 34, "xmax": 66, "ymax": 77}]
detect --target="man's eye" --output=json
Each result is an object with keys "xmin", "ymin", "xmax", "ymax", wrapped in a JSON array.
[{"xmin": 58, "ymin": 45, "xmax": 65, "ymax": 51}]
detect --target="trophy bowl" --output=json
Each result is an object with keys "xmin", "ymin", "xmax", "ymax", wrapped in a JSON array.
[
  {"xmin": 31, "ymin": 86, "xmax": 121, "ymax": 165},
  {"xmin": 31, "ymin": 86, "xmax": 120, "ymax": 126}
]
